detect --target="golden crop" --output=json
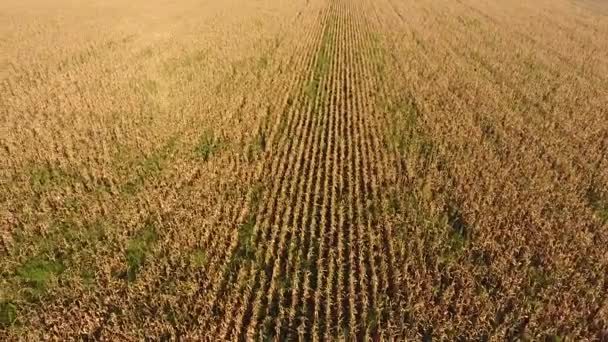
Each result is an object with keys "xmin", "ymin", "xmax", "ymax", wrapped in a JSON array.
[{"xmin": 1, "ymin": 0, "xmax": 607, "ymax": 339}]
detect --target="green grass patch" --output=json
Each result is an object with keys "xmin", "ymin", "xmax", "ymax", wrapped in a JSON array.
[
  {"xmin": 247, "ymin": 129, "xmax": 267, "ymax": 162},
  {"xmin": 253, "ymin": 54, "xmax": 270, "ymax": 80},
  {"xmin": 122, "ymin": 137, "xmax": 179, "ymax": 195},
  {"xmin": 80, "ymin": 269, "xmax": 97, "ymax": 288},
  {"xmin": 278, "ymin": 273, "xmax": 291, "ymax": 292},
  {"xmin": 257, "ymin": 55, "xmax": 269, "ymax": 70},
  {"xmin": 306, "ymin": 20, "xmax": 333, "ymax": 102},
  {"xmin": 10, "ymin": 218, "xmax": 109, "ymax": 295},
  {"xmin": 592, "ymin": 200, "xmax": 608, "ymax": 224},
  {"xmin": 530, "ymin": 268, "xmax": 551, "ymax": 289},
  {"xmin": 36, "ymin": 219, "xmax": 106, "ymax": 256},
  {"xmin": 245, "ymin": 104, "xmax": 271, "ymax": 160},
  {"xmin": 33, "ymin": 166, "xmax": 67, "ymax": 188},
  {"xmin": 222, "ymin": 182, "xmax": 264, "ymax": 279},
  {"xmin": 367, "ymin": 307, "xmax": 382, "ymax": 334},
  {"xmin": 447, "ymin": 228, "xmax": 467, "ymax": 254},
  {"xmin": 387, "ymin": 189, "xmax": 401, "ymax": 215},
  {"xmin": 16, "ymin": 257, "xmax": 65, "ymax": 299},
  {"xmin": 446, "ymin": 205, "xmax": 469, "ymax": 240},
  {"xmin": 587, "ymin": 188, "xmax": 608, "ymax": 224},
  {"xmin": 236, "ymin": 215, "xmax": 257, "ymax": 261},
  {"xmin": 163, "ymin": 49, "xmax": 209, "ymax": 75},
  {"xmin": 306, "ymin": 54, "xmax": 323, "ymax": 96},
  {"xmin": 249, "ymin": 183, "xmax": 264, "ymax": 210},
  {"xmin": 194, "ymin": 130, "xmax": 223, "ymax": 162},
  {"xmin": 190, "ymin": 249, "xmax": 207, "ymax": 268},
  {"xmin": 225, "ymin": 215, "xmax": 258, "ymax": 280},
  {"xmin": 384, "ymin": 95, "xmax": 439, "ymax": 181},
  {"xmin": 141, "ymin": 79, "xmax": 158, "ymax": 96},
  {"xmin": 29, "ymin": 163, "xmax": 83, "ymax": 194},
  {"xmin": 368, "ymin": 31, "xmax": 386, "ymax": 73},
  {"xmin": 386, "ymin": 97, "xmax": 420, "ymax": 152},
  {"xmin": 125, "ymin": 224, "xmax": 158, "ymax": 282},
  {"xmin": 597, "ymin": 206, "xmax": 608, "ymax": 224},
  {"xmin": 142, "ymin": 137, "xmax": 178, "ymax": 173},
  {"xmin": 271, "ymin": 98, "xmax": 294, "ymax": 147},
  {"xmin": 545, "ymin": 335, "xmax": 564, "ymax": 342},
  {"xmin": 429, "ymin": 205, "xmax": 470, "ymax": 260},
  {"xmin": 0, "ymin": 301, "xmax": 18, "ymax": 328},
  {"xmin": 163, "ymin": 305, "xmax": 178, "ymax": 327}
]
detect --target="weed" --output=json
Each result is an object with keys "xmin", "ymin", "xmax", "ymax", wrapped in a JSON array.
[
  {"xmin": 258, "ymin": 55, "xmax": 269, "ymax": 70},
  {"xmin": 306, "ymin": 21, "xmax": 332, "ymax": 101},
  {"xmin": 0, "ymin": 301, "xmax": 18, "ymax": 328},
  {"xmin": 122, "ymin": 181, "xmax": 138, "ymax": 196},
  {"xmin": 141, "ymin": 79, "xmax": 158, "ymax": 96},
  {"xmin": 278, "ymin": 273, "xmax": 291, "ymax": 292},
  {"xmin": 224, "ymin": 215, "xmax": 257, "ymax": 280},
  {"xmin": 446, "ymin": 205, "xmax": 468, "ymax": 238},
  {"xmin": 125, "ymin": 224, "xmax": 158, "ymax": 282},
  {"xmin": 163, "ymin": 305, "xmax": 178, "ymax": 327},
  {"xmin": 387, "ymin": 190, "xmax": 401, "ymax": 214},
  {"xmin": 29, "ymin": 164, "xmax": 81, "ymax": 193},
  {"xmin": 247, "ymin": 130, "xmax": 267, "ymax": 161},
  {"xmin": 190, "ymin": 249, "xmax": 207, "ymax": 268},
  {"xmin": 121, "ymin": 137, "xmax": 178, "ymax": 194},
  {"xmin": 63, "ymin": 196, "xmax": 83, "ymax": 212},
  {"xmin": 587, "ymin": 188, "xmax": 608, "ymax": 224},
  {"xmin": 80, "ymin": 269, "xmax": 96, "ymax": 288},
  {"xmin": 546, "ymin": 335, "xmax": 564, "ymax": 342},
  {"xmin": 529, "ymin": 267, "xmax": 552, "ymax": 293},
  {"xmin": 597, "ymin": 206, "xmax": 608, "ymax": 224},
  {"xmin": 142, "ymin": 138, "xmax": 177, "ymax": 173},
  {"xmin": 250, "ymin": 183, "xmax": 264, "ymax": 209},
  {"xmin": 305, "ymin": 79, "xmax": 320, "ymax": 100},
  {"xmin": 194, "ymin": 130, "xmax": 222, "ymax": 161},
  {"xmin": 386, "ymin": 96, "xmax": 421, "ymax": 153},
  {"xmin": 163, "ymin": 49, "xmax": 208, "ymax": 75},
  {"xmin": 16, "ymin": 257, "xmax": 65, "ymax": 298},
  {"xmin": 368, "ymin": 307, "xmax": 379, "ymax": 333},
  {"xmin": 29, "ymin": 166, "xmax": 54, "ymax": 191},
  {"xmin": 237, "ymin": 215, "xmax": 257, "ymax": 261}
]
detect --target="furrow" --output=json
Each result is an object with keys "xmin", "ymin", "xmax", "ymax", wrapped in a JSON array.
[
  {"xmin": 310, "ymin": 11, "xmax": 339, "ymax": 339},
  {"xmin": 283, "ymin": 46, "xmax": 328, "ymax": 341},
  {"xmin": 343, "ymin": 21, "xmax": 360, "ymax": 339},
  {"xmin": 324, "ymin": 3, "xmax": 345, "ymax": 335},
  {"xmin": 347, "ymin": 4, "xmax": 379, "ymax": 338},
  {"xmin": 254, "ymin": 22, "xmax": 331, "ymax": 337},
  {"xmin": 234, "ymin": 7, "xmax": 334, "ymax": 339},
  {"xmin": 333, "ymin": 2, "xmax": 350, "ymax": 335},
  {"xmin": 350, "ymin": 53, "xmax": 371, "ymax": 342},
  {"xmin": 264, "ymin": 71, "xmax": 324, "ymax": 338},
  {"xmin": 205, "ymin": 5, "xmax": 330, "ymax": 336},
  {"xmin": 282, "ymin": 24, "xmax": 336, "ymax": 336},
  {"xmin": 354, "ymin": 0, "xmax": 397, "ymax": 335},
  {"xmin": 268, "ymin": 5, "xmax": 336, "ymax": 339}
]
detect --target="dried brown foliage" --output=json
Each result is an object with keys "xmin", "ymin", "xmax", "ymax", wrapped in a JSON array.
[{"xmin": 1, "ymin": 0, "xmax": 607, "ymax": 340}]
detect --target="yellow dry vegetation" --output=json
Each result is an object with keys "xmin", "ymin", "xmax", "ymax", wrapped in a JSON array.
[{"xmin": 1, "ymin": 0, "xmax": 607, "ymax": 339}]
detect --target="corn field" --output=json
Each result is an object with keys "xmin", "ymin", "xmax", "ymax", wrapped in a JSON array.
[{"xmin": 1, "ymin": 0, "xmax": 608, "ymax": 339}]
